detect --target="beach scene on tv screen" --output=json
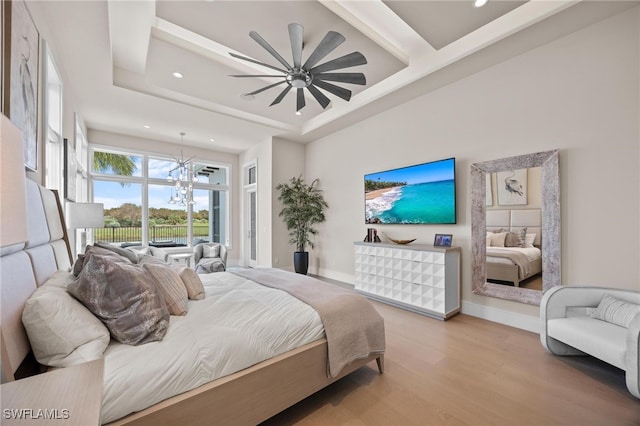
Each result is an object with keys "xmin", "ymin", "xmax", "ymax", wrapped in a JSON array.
[{"xmin": 365, "ymin": 158, "xmax": 456, "ymax": 224}]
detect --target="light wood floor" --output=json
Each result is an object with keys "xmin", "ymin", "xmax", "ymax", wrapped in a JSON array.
[{"xmin": 262, "ymin": 300, "xmax": 640, "ymax": 426}]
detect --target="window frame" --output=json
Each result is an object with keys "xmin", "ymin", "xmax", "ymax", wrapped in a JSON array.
[{"xmin": 89, "ymin": 144, "xmax": 232, "ymax": 248}]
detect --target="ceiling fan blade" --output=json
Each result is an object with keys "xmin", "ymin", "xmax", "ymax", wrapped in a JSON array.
[
  {"xmin": 296, "ymin": 88, "xmax": 305, "ymax": 111},
  {"xmin": 270, "ymin": 85, "xmax": 292, "ymax": 106},
  {"xmin": 312, "ymin": 80, "xmax": 352, "ymax": 102},
  {"xmin": 249, "ymin": 30, "xmax": 292, "ymax": 71},
  {"xmin": 306, "ymin": 85, "xmax": 331, "ymax": 109},
  {"xmin": 314, "ymin": 72, "xmax": 366, "ymax": 85},
  {"xmin": 245, "ymin": 80, "xmax": 287, "ymax": 96},
  {"xmin": 230, "ymin": 74, "xmax": 285, "ymax": 78},
  {"xmin": 302, "ymin": 31, "xmax": 345, "ymax": 70},
  {"xmin": 310, "ymin": 52, "xmax": 367, "ymax": 74},
  {"xmin": 229, "ymin": 52, "xmax": 287, "ymax": 73},
  {"xmin": 289, "ymin": 23, "xmax": 303, "ymax": 69}
]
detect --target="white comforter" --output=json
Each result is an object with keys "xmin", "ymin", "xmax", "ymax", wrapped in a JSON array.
[{"xmin": 100, "ymin": 272, "xmax": 325, "ymax": 424}]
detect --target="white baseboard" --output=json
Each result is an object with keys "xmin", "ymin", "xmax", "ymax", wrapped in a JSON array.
[{"xmin": 461, "ymin": 300, "xmax": 540, "ymax": 333}]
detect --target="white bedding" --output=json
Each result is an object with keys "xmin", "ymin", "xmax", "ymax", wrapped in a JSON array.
[
  {"xmin": 101, "ymin": 272, "xmax": 324, "ymax": 424},
  {"xmin": 486, "ymin": 246, "xmax": 541, "ymax": 264},
  {"xmin": 486, "ymin": 246, "xmax": 541, "ymax": 279}
]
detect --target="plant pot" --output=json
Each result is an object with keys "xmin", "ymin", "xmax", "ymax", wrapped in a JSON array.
[{"xmin": 293, "ymin": 251, "xmax": 309, "ymax": 275}]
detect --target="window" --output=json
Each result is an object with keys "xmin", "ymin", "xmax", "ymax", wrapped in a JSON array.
[
  {"xmin": 90, "ymin": 147, "xmax": 230, "ymax": 248},
  {"xmin": 74, "ymin": 115, "xmax": 89, "ymax": 202},
  {"xmin": 43, "ymin": 42, "xmax": 63, "ymax": 191}
]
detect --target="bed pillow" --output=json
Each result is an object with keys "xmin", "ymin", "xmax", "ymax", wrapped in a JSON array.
[
  {"xmin": 505, "ymin": 228, "xmax": 527, "ymax": 248},
  {"xmin": 489, "ymin": 232, "xmax": 507, "ymax": 247},
  {"xmin": 94, "ymin": 242, "xmax": 140, "ymax": 263},
  {"xmin": 203, "ymin": 244, "xmax": 220, "ymax": 258},
  {"xmin": 591, "ymin": 294, "xmax": 640, "ymax": 328},
  {"xmin": 524, "ymin": 233, "xmax": 536, "ymax": 247},
  {"xmin": 126, "ymin": 246, "xmax": 150, "ymax": 261},
  {"xmin": 22, "ymin": 270, "xmax": 110, "ymax": 367},
  {"xmin": 143, "ymin": 264, "xmax": 189, "ymax": 316},
  {"xmin": 174, "ymin": 266, "xmax": 205, "ymax": 300},
  {"xmin": 138, "ymin": 254, "xmax": 169, "ymax": 265},
  {"xmin": 68, "ymin": 254, "xmax": 169, "ymax": 345},
  {"xmin": 72, "ymin": 253, "xmax": 85, "ymax": 276},
  {"xmin": 73, "ymin": 245, "xmax": 133, "ymax": 276},
  {"xmin": 486, "ymin": 232, "xmax": 492, "ymax": 247}
]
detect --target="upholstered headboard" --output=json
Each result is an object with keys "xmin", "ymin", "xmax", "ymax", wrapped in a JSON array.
[
  {"xmin": 0, "ymin": 179, "xmax": 72, "ymax": 381},
  {"xmin": 486, "ymin": 209, "xmax": 542, "ymax": 246}
]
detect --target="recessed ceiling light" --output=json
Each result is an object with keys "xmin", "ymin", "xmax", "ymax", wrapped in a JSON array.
[
  {"xmin": 209, "ymin": 138, "xmax": 215, "ymax": 142},
  {"xmin": 474, "ymin": 0, "xmax": 488, "ymax": 7},
  {"xmin": 173, "ymin": 72, "xmax": 184, "ymax": 78},
  {"xmin": 143, "ymin": 125, "xmax": 151, "ymax": 129},
  {"xmin": 295, "ymin": 111, "xmax": 301, "ymax": 116}
]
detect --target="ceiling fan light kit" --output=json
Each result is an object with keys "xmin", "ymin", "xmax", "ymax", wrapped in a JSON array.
[{"xmin": 230, "ymin": 23, "xmax": 367, "ymax": 112}]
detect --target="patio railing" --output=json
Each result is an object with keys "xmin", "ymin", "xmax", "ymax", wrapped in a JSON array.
[{"xmin": 94, "ymin": 225, "xmax": 210, "ymax": 246}]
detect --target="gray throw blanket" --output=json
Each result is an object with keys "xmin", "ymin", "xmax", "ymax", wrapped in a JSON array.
[{"xmin": 229, "ymin": 268, "xmax": 385, "ymax": 377}]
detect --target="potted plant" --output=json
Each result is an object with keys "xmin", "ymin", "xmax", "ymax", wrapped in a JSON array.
[{"xmin": 276, "ymin": 176, "xmax": 328, "ymax": 274}]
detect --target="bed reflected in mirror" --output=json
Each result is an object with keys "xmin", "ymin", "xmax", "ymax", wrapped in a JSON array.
[{"xmin": 471, "ymin": 150, "xmax": 560, "ymax": 305}]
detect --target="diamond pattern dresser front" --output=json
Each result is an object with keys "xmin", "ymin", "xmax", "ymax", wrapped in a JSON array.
[{"xmin": 354, "ymin": 242, "xmax": 461, "ymax": 320}]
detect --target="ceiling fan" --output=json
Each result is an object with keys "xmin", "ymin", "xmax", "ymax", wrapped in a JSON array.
[{"xmin": 229, "ymin": 23, "xmax": 367, "ymax": 112}]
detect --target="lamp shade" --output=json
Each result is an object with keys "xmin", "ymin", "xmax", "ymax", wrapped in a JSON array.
[
  {"xmin": 65, "ymin": 202, "xmax": 104, "ymax": 229},
  {"xmin": 0, "ymin": 115, "xmax": 28, "ymax": 248}
]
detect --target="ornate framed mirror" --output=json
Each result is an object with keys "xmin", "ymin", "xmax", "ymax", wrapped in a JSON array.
[{"xmin": 471, "ymin": 150, "xmax": 560, "ymax": 305}]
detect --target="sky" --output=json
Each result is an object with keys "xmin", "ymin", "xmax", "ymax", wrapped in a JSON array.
[{"xmin": 364, "ymin": 157, "xmax": 455, "ymax": 186}]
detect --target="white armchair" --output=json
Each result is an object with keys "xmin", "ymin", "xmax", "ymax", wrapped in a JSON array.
[
  {"xmin": 540, "ymin": 286, "xmax": 640, "ymax": 399},
  {"xmin": 193, "ymin": 243, "xmax": 227, "ymax": 273}
]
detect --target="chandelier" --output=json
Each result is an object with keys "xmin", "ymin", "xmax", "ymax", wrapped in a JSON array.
[{"xmin": 167, "ymin": 132, "xmax": 197, "ymax": 207}]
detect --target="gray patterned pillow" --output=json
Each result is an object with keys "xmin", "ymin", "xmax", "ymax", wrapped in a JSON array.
[
  {"xmin": 505, "ymin": 228, "xmax": 527, "ymax": 248},
  {"xmin": 591, "ymin": 294, "xmax": 640, "ymax": 328},
  {"xmin": 73, "ymin": 245, "xmax": 133, "ymax": 277},
  {"xmin": 94, "ymin": 242, "xmax": 140, "ymax": 263},
  {"xmin": 68, "ymin": 254, "xmax": 169, "ymax": 345}
]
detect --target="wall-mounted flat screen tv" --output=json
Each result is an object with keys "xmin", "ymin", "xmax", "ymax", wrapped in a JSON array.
[{"xmin": 365, "ymin": 157, "xmax": 456, "ymax": 224}]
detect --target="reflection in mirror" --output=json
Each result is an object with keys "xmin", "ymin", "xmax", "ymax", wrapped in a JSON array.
[{"xmin": 471, "ymin": 150, "xmax": 560, "ymax": 305}]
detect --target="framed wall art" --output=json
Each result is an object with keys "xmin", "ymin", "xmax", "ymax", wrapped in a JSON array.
[{"xmin": 4, "ymin": 0, "xmax": 39, "ymax": 171}]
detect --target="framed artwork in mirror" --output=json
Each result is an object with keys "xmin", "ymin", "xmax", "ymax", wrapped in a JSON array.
[
  {"xmin": 4, "ymin": 0, "xmax": 39, "ymax": 171},
  {"xmin": 497, "ymin": 169, "xmax": 528, "ymax": 205}
]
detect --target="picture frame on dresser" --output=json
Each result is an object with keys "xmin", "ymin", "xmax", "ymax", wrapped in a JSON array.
[{"xmin": 434, "ymin": 234, "xmax": 452, "ymax": 247}]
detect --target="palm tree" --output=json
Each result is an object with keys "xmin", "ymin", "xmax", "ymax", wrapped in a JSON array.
[{"xmin": 93, "ymin": 152, "xmax": 137, "ymax": 176}]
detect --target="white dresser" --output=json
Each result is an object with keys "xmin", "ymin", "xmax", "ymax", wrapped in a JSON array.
[{"xmin": 354, "ymin": 242, "xmax": 461, "ymax": 320}]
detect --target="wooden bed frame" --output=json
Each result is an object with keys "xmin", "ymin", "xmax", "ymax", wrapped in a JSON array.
[
  {"xmin": 0, "ymin": 181, "xmax": 383, "ymax": 425},
  {"xmin": 486, "ymin": 209, "xmax": 542, "ymax": 287}
]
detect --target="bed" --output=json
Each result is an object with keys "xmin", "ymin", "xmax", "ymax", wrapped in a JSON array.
[
  {"xmin": 0, "ymin": 180, "xmax": 385, "ymax": 425},
  {"xmin": 485, "ymin": 209, "xmax": 542, "ymax": 287}
]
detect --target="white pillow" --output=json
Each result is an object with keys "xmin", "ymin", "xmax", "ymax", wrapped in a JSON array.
[
  {"xmin": 591, "ymin": 294, "xmax": 640, "ymax": 328},
  {"xmin": 203, "ymin": 244, "xmax": 220, "ymax": 258},
  {"xmin": 127, "ymin": 246, "xmax": 150, "ymax": 261},
  {"xmin": 489, "ymin": 232, "xmax": 507, "ymax": 247},
  {"xmin": 22, "ymin": 270, "xmax": 110, "ymax": 368},
  {"xmin": 486, "ymin": 232, "xmax": 492, "ymax": 247},
  {"xmin": 524, "ymin": 233, "xmax": 536, "ymax": 247}
]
